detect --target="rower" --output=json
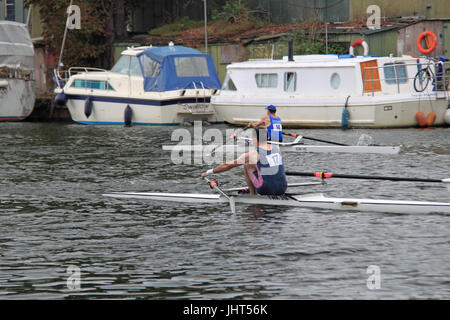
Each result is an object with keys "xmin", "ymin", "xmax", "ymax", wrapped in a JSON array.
[
  {"xmin": 248, "ymin": 104, "xmax": 283, "ymax": 142},
  {"xmin": 201, "ymin": 128, "xmax": 287, "ymax": 195}
]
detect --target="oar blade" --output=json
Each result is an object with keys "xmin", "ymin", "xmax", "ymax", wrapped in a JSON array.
[{"xmin": 230, "ymin": 196, "xmax": 236, "ymax": 214}]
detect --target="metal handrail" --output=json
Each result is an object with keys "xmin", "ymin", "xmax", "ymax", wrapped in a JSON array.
[
  {"xmin": 53, "ymin": 67, "xmax": 108, "ymax": 88},
  {"xmin": 68, "ymin": 67, "xmax": 107, "ymax": 78}
]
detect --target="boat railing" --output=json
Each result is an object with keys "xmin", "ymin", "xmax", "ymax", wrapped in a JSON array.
[
  {"xmin": 187, "ymin": 81, "xmax": 209, "ymax": 103},
  {"xmin": 198, "ymin": 81, "xmax": 207, "ymax": 103},
  {"xmin": 362, "ymin": 61, "xmax": 450, "ymax": 97},
  {"xmin": 53, "ymin": 67, "xmax": 107, "ymax": 89},
  {"xmin": 68, "ymin": 67, "xmax": 107, "ymax": 78}
]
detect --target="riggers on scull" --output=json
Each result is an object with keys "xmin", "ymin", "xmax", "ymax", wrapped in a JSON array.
[{"xmin": 103, "ymin": 191, "xmax": 450, "ymax": 215}]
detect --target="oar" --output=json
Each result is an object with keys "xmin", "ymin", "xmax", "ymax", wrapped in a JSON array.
[
  {"xmin": 232, "ymin": 125, "xmax": 347, "ymax": 146},
  {"xmin": 204, "ymin": 177, "xmax": 236, "ymax": 213},
  {"xmin": 282, "ymin": 132, "xmax": 349, "ymax": 146},
  {"xmin": 285, "ymin": 171, "xmax": 450, "ymax": 189}
]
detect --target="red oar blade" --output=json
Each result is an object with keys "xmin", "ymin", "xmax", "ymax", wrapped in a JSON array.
[{"xmin": 314, "ymin": 172, "xmax": 334, "ymax": 179}]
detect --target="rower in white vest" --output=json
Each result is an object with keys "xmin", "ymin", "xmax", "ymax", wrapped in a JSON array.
[{"xmin": 201, "ymin": 128, "xmax": 287, "ymax": 195}]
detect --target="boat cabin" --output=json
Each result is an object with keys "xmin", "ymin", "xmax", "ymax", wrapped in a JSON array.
[
  {"xmin": 220, "ymin": 54, "xmax": 442, "ymax": 97},
  {"xmin": 64, "ymin": 45, "xmax": 221, "ymax": 97}
]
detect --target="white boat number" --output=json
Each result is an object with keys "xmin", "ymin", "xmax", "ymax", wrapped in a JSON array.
[
  {"xmin": 266, "ymin": 153, "xmax": 282, "ymax": 167},
  {"xmin": 272, "ymin": 123, "xmax": 282, "ymax": 131}
]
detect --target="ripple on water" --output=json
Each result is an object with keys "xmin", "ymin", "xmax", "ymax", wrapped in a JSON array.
[{"xmin": 0, "ymin": 123, "xmax": 449, "ymax": 299}]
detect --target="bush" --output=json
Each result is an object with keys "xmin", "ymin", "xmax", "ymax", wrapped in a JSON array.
[
  {"xmin": 212, "ymin": 0, "xmax": 258, "ymax": 24},
  {"xmin": 149, "ymin": 17, "xmax": 203, "ymax": 36},
  {"xmin": 290, "ymin": 28, "xmax": 348, "ymax": 55}
]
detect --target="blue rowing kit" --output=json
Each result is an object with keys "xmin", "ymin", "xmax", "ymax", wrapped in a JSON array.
[{"xmin": 267, "ymin": 114, "xmax": 283, "ymax": 142}]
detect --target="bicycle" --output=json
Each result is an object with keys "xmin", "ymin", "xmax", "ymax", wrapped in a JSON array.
[{"xmin": 413, "ymin": 56, "xmax": 449, "ymax": 92}]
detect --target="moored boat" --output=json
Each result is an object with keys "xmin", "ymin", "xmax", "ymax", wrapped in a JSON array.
[
  {"xmin": 212, "ymin": 48, "xmax": 449, "ymax": 128},
  {"xmin": 55, "ymin": 44, "xmax": 222, "ymax": 125},
  {"xmin": 0, "ymin": 21, "xmax": 35, "ymax": 121}
]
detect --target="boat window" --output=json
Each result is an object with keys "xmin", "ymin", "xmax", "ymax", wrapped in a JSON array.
[
  {"xmin": 71, "ymin": 79, "xmax": 115, "ymax": 91},
  {"xmin": 111, "ymin": 55, "xmax": 131, "ymax": 74},
  {"xmin": 129, "ymin": 56, "xmax": 142, "ymax": 76},
  {"xmin": 222, "ymin": 73, "xmax": 237, "ymax": 91},
  {"xmin": 174, "ymin": 57, "xmax": 209, "ymax": 77},
  {"xmin": 330, "ymin": 72, "xmax": 341, "ymax": 89},
  {"xmin": 384, "ymin": 62, "xmax": 408, "ymax": 84},
  {"xmin": 140, "ymin": 55, "xmax": 160, "ymax": 78},
  {"xmin": 255, "ymin": 73, "xmax": 278, "ymax": 88},
  {"xmin": 284, "ymin": 72, "xmax": 296, "ymax": 92}
]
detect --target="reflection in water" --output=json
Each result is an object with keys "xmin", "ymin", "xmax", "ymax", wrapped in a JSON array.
[{"xmin": 0, "ymin": 123, "xmax": 449, "ymax": 299}]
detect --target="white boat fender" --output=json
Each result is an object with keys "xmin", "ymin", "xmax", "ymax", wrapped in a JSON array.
[
  {"xmin": 445, "ymin": 106, "xmax": 450, "ymax": 125},
  {"xmin": 84, "ymin": 96, "xmax": 92, "ymax": 118},
  {"xmin": 349, "ymin": 40, "xmax": 369, "ymax": 56},
  {"xmin": 124, "ymin": 105, "xmax": 132, "ymax": 126},
  {"xmin": 55, "ymin": 91, "xmax": 67, "ymax": 106}
]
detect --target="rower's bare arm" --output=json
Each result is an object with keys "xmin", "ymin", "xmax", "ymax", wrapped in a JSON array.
[
  {"xmin": 250, "ymin": 115, "xmax": 269, "ymax": 128},
  {"xmin": 201, "ymin": 151, "xmax": 258, "ymax": 179}
]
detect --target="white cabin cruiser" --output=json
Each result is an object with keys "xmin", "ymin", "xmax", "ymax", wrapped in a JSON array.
[
  {"xmin": 0, "ymin": 21, "xmax": 35, "ymax": 121},
  {"xmin": 212, "ymin": 52, "xmax": 450, "ymax": 128},
  {"xmin": 54, "ymin": 45, "xmax": 222, "ymax": 125}
]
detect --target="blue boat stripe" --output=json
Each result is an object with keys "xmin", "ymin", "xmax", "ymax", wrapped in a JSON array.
[
  {"xmin": 0, "ymin": 116, "xmax": 26, "ymax": 120},
  {"xmin": 66, "ymin": 94, "xmax": 210, "ymax": 106}
]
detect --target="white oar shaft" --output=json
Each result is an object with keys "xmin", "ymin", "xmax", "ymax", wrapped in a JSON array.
[{"xmin": 204, "ymin": 177, "xmax": 236, "ymax": 213}]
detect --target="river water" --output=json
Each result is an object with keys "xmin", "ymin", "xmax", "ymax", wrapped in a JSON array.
[{"xmin": 0, "ymin": 122, "xmax": 449, "ymax": 299}]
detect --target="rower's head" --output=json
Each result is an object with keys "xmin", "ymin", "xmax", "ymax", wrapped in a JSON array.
[{"xmin": 266, "ymin": 104, "xmax": 277, "ymax": 115}]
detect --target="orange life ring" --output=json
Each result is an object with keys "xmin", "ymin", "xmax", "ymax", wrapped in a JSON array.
[{"xmin": 417, "ymin": 31, "xmax": 437, "ymax": 54}]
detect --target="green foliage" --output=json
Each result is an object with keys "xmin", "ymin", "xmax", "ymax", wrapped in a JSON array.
[
  {"xmin": 26, "ymin": 0, "xmax": 117, "ymax": 68},
  {"xmin": 211, "ymin": 0, "xmax": 251, "ymax": 24},
  {"xmin": 149, "ymin": 17, "xmax": 203, "ymax": 36},
  {"xmin": 209, "ymin": 0, "xmax": 267, "ymax": 35},
  {"xmin": 290, "ymin": 29, "xmax": 347, "ymax": 55}
]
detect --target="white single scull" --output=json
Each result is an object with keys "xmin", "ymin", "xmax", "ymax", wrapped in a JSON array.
[
  {"xmin": 103, "ymin": 191, "xmax": 450, "ymax": 215},
  {"xmin": 162, "ymin": 144, "xmax": 401, "ymax": 154},
  {"xmin": 103, "ymin": 186, "xmax": 450, "ymax": 215}
]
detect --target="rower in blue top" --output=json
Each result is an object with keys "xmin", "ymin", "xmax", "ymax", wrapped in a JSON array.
[{"xmin": 248, "ymin": 105, "xmax": 283, "ymax": 142}]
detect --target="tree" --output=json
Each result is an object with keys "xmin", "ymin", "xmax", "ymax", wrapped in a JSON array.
[{"xmin": 27, "ymin": 0, "xmax": 129, "ymax": 69}]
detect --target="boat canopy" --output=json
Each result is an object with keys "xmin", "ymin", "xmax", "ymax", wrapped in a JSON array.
[
  {"xmin": 137, "ymin": 46, "xmax": 221, "ymax": 92},
  {"xmin": 0, "ymin": 21, "xmax": 34, "ymax": 70}
]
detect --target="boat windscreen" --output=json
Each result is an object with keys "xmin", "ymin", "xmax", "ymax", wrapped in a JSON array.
[
  {"xmin": 111, "ymin": 56, "xmax": 142, "ymax": 76},
  {"xmin": 111, "ymin": 55, "xmax": 129, "ymax": 74}
]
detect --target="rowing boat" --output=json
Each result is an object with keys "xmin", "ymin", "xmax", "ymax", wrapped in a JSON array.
[
  {"xmin": 162, "ymin": 144, "xmax": 401, "ymax": 154},
  {"xmin": 103, "ymin": 190, "xmax": 450, "ymax": 215}
]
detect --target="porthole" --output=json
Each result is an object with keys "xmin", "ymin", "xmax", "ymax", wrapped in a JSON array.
[{"xmin": 330, "ymin": 72, "xmax": 340, "ymax": 90}]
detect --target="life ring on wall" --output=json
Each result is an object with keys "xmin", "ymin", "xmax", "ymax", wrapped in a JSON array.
[
  {"xmin": 349, "ymin": 40, "xmax": 369, "ymax": 56},
  {"xmin": 417, "ymin": 30, "xmax": 437, "ymax": 54}
]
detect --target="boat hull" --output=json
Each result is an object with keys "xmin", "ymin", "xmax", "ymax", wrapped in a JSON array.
[
  {"xmin": 0, "ymin": 78, "xmax": 35, "ymax": 121},
  {"xmin": 65, "ymin": 94, "xmax": 223, "ymax": 125},
  {"xmin": 212, "ymin": 94, "xmax": 449, "ymax": 128},
  {"xmin": 103, "ymin": 192, "xmax": 450, "ymax": 215}
]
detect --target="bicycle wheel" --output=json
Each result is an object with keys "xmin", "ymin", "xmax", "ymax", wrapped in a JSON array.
[{"xmin": 414, "ymin": 68, "xmax": 432, "ymax": 92}]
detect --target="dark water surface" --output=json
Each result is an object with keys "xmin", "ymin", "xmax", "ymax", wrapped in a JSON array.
[{"xmin": 0, "ymin": 122, "xmax": 449, "ymax": 299}]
